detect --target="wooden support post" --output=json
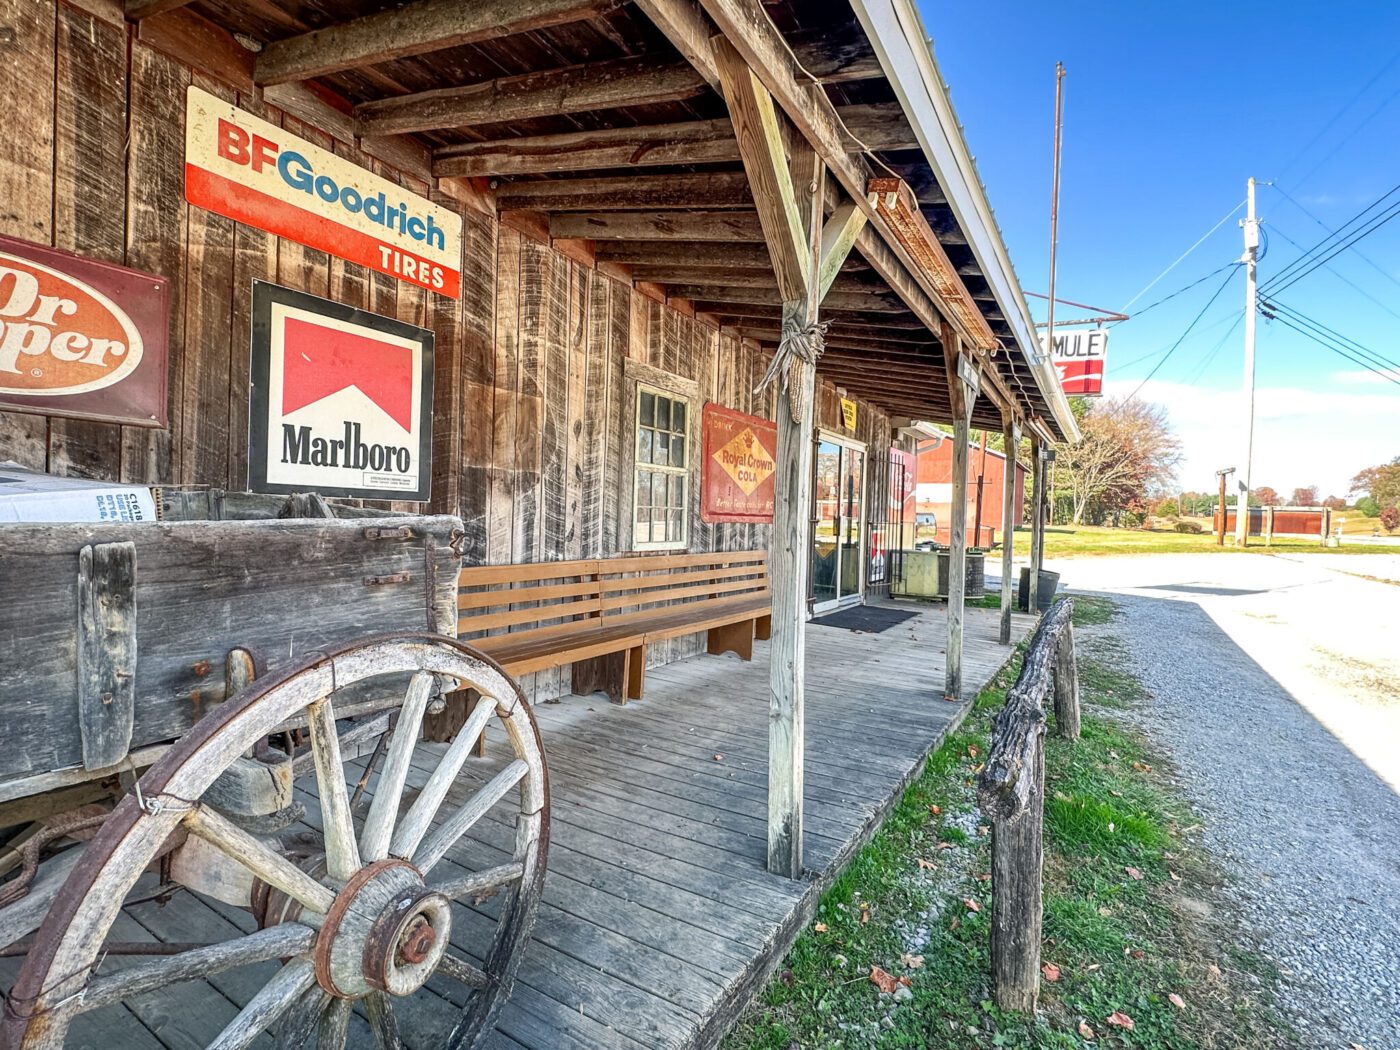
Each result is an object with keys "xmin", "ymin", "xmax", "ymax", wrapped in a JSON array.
[
  {"xmin": 1052, "ymin": 622, "xmax": 1080, "ymax": 740},
  {"xmin": 999, "ymin": 414, "xmax": 1020, "ymax": 645},
  {"xmin": 1027, "ymin": 441, "xmax": 1046, "ymax": 614},
  {"xmin": 980, "ymin": 598, "xmax": 1073, "ymax": 1013},
  {"xmin": 1264, "ymin": 505, "xmax": 1275, "ymax": 546},
  {"xmin": 944, "ymin": 326, "xmax": 978, "ymax": 701},
  {"xmin": 1321, "ymin": 506, "xmax": 1332, "ymax": 546},
  {"xmin": 715, "ymin": 35, "xmax": 831, "ymax": 878},
  {"xmin": 1217, "ymin": 472, "xmax": 1228, "ymax": 546}
]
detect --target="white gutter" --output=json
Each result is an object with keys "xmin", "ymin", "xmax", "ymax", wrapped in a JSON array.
[{"xmin": 848, "ymin": 0, "xmax": 1079, "ymax": 443}]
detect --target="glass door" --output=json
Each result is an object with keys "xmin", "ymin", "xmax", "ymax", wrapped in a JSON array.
[{"xmin": 811, "ymin": 437, "xmax": 867, "ymax": 613}]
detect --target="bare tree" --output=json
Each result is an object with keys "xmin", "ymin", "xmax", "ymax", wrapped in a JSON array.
[{"xmin": 1053, "ymin": 398, "xmax": 1181, "ymax": 525}]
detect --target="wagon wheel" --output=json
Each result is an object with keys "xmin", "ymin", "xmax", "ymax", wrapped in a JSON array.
[{"xmin": 3, "ymin": 634, "xmax": 548, "ymax": 1050}]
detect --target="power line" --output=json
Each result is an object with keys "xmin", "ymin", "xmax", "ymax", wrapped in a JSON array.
[
  {"xmin": 1260, "ymin": 180, "xmax": 1400, "ymax": 295},
  {"xmin": 1115, "ymin": 310, "xmax": 1240, "ymax": 371},
  {"xmin": 1117, "ymin": 200, "xmax": 1245, "ymax": 311},
  {"xmin": 1292, "ymin": 78, "xmax": 1400, "ymax": 191},
  {"xmin": 1260, "ymin": 299, "xmax": 1400, "ymax": 385},
  {"xmin": 1110, "ymin": 262, "xmax": 1236, "ymax": 328},
  {"xmin": 1274, "ymin": 52, "xmax": 1400, "ymax": 184},
  {"xmin": 1126, "ymin": 266, "xmax": 1241, "ymax": 401},
  {"xmin": 1185, "ymin": 313, "xmax": 1244, "ymax": 384},
  {"xmin": 1263, "ymin": 297, "xmax": 1400, "ymax": 373},
  {"xmin": 1273, "ymin": 182, "xmax": 1400, "ymax": 293},
  {"xmin": 1267, "ymin": 221, "xmax": 1400, "ymax": 323}
]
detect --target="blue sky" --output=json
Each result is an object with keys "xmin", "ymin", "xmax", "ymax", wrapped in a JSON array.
[{"xmin": 921, "ymin": 1, "xmax": 1400, "ymax": 499}]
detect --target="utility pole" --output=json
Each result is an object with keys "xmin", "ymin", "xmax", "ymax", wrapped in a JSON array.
[
  {"xmin": 1235, "ymin": 177, "xmax": 1259, "ymax": 547},
  {"xmin": 1216, "ymin": 467, "xmax": 1235, "ymax": 546},
  {"xmin": 1044, "ymin": 61, "xmax": 1065, "ymax": 374}
]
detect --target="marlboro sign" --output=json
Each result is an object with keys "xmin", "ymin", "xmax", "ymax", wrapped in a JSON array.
[
  {"xmin": 701, "ymin": 402, "xmax": 777, "ymax": 523},
  {"xmin": 185, "ymin": 86, "xmax": 463, "ymax": 298},
  {"xmin": 0, "ymin": 234, "xmax": 169, "ymax": 427},
  {"xmin": 249, "ymin": 282, "xmax": 433, "ymax": 501}
]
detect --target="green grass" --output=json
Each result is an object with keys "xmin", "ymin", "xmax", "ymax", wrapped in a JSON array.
[
  {"xmin": 1010, "ymin": 523, "xmax": 1395, "ymax": 559},
  {"xmin": 724, "ymin": 598, "xmax": 1296, "ymax": 1050}
]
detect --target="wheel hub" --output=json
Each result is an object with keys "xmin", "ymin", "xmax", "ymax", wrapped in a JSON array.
[{"xmin": 312, "ymin": 859, "xmax": 453, "ymax": 999}]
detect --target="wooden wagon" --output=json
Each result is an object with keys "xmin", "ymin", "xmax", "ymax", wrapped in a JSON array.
[{"xmin": 0, "ymin": 499, "xmax": 549, "ymax": 1049}]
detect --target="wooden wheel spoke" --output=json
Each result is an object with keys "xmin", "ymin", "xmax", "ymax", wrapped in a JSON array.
[
  {"xmin": 365, "ymin": 990, "xmax": 403, "ymax": 1050},
  {"xmin": 80, "ymin": 924, "xmax": 317, "ymax": 1013},
  {"xmin": 436, "ymin": 952, "xmax": 493, "ymax": 990},
  {"xmin": 207, "ymin": 959, "xmax": 317, "ymax": 1050},
  {"xmin": 185, "ymin": 806, "xmax": 335, "ymax": 915},
  {"xmin": 307, "ymin": 697, "xmax": 361, "ymax": 882},
  {"xmin": 412, "ymin": 760, "xmax": 529, "ymax": 873},
  {"xmin": 388, "ymin": 698, "xmax": 497, "ymax": 861},
  {"xmin": 361, "ymin": 671, "xmax": 435, "ymax": 861},
  {"xmin": 429, "ymin": 862, "xmax": 525, "ymax": 902},
  {"xmin": 273, "ymin": 987, "xmax": 329, "ymax": 1049},
  {"xmin": 318, "ymin": 997, "xmax": 353, "ymax": 1050}
]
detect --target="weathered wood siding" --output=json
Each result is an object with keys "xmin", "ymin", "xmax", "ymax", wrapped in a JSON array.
[{"xmin": 0, "ymin": 4, "xmax": 896, "ymax": 696}]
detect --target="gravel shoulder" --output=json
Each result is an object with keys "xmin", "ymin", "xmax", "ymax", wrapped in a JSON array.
[{"xmin": 1061, "ymin": 554, "xmax": 1400, "ymax": 1050}]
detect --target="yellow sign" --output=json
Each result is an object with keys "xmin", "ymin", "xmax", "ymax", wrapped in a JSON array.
[
  {"xmin": 840, "ymin": 397, "xmax": 858, "ymax": 430},
  {"xmin": 713, "ymin": 426, "xmax": 776, "ymax": 496}
]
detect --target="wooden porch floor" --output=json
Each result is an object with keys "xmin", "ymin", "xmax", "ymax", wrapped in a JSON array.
[{"xmin": 5, "ymin": 601, "xmax": 1032, "ymax": 1050}]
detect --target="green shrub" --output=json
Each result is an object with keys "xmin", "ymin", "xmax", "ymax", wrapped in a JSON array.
[
  {"xmin": 1357, "ymin": 495, "xmax": 1381, "ymax": 517},
  {"xmin": 1174, "ymin": 520, "xmax": 1204, "ymax": 533}
]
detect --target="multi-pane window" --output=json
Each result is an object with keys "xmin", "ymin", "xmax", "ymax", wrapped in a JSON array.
[{"xmin": 633, "ymin": 385, "xmax": 689, "ymax": 549}]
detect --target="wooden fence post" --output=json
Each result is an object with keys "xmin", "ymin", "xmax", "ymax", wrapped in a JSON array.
[
  {"xmin": 979, "ymin": 598, "xmax": 1074, "ymax": 1012},
  {"xmin": 1052, "ymin": 620, "xmax": 1079, "ymax": 740},
  {"xmin": 998, "ymin": 414, "xmax": 1019, "ymax": 645}
]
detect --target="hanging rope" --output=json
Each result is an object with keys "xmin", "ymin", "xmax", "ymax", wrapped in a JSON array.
[{"xmin": 756, "ymin": 299, "xmax": 828, "ymax": 423}]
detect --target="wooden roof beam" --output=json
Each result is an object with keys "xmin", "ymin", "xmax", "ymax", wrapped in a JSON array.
[
  {"xmin": 430, "ymin": 103, "xmax": 914, "ymax": 178},
  {"xmin": 788, "ymin": 22, "xmax": 884, "ymax": 84},
  {"xmin": 496, "ymin": 171, "xmax": 752, "ymax": 211},
  {"xmin": 713, "ymin": 37, "xmax": 810, "ymax": 301},
  {"xmin": 124, "ymin": 0, "xmax": 194, "ymax": 19},
  {"xmin": 668, "ymin": 286, "xmax": 903, "ymax": 312},
  {"xmin": 355, "ymin": 56, "xmax": 706, "ymax": 136},
  {"xmin": 549, "ymin": 211, "xmax": 764, "ymax": 241},
  {"xmin": 593, "ymin": 241, "xmax": 775, "ymax": 266},
  {"xmin": 255, "ymin": 0, "xmax": 620, "ymax": 85}
]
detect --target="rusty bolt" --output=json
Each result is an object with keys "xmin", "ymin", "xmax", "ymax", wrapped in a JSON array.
[
  {"xmin": 192, "ymin": 660, "xmax": 211, "ymax": 677},
  {"xmin": 397, "ymin": 917, "xmax": 437, "ymax": 965}
]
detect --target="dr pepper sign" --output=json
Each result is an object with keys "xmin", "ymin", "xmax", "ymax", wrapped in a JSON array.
[
  {"xmin": 185, "ymin": 86, "xmax": 463, "ymax": 297},
  {"xmin": 0, "ymin": 234, "xmax": 169, "ymax": 427}
]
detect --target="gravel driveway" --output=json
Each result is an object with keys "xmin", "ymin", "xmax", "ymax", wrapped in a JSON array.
[{"xmin": 1057, "ymin": 553, "xmax": 1400, "ymax": 1050}]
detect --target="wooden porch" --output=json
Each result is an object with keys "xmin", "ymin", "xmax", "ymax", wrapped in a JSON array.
[{"xmin": 1, "ymin": 601, "xmax": 1032, "ymax": 1050}]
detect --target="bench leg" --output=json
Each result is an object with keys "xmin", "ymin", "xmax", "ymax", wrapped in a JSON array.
[
  {"xmin": 755, "ymin": 614, "xmax": 772, "ymax": 641},
  {"xmin": 707, "ymin": 620, "xmax": 755, "ymax": 661},
  {"xmin": 423, "ymin": 687, "xmax": 486, "ymax": 757},
  {"xmin": 626, "ymin": 644, "xmax": 647, "ymax": 701},
  {"xmin": 572, "ymin": 653, "xmax": 627, "ymax": 705}
]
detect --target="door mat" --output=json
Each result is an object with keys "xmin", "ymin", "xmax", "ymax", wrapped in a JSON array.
[{"xmin": 812, "ymin": 605, "xmax": 919, "ymax": 634}]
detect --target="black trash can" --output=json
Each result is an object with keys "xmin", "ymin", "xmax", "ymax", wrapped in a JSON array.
[{"xmin": 1017, "ymin": 567, "xmax": 1060, "ymax": 612}]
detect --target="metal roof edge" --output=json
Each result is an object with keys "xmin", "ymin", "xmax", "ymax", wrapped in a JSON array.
[{"xmin": 846, "ymin": 0, "xmax": 1079, "ymax": 443}]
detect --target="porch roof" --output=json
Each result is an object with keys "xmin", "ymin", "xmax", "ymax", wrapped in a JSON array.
[{"xmin": 144, "ymin": 0, "xmax": 1075, "ymax": 441}]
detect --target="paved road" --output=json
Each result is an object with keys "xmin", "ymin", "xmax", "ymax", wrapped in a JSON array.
[{"xmin": 1053, "ymin": 552, "xmax": 1400, "ymax": 1050}]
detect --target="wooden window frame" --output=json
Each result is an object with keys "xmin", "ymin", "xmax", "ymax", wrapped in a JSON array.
[{"xmin": 619, "ymin": 359, "xmax": 699, "ymax": 554}]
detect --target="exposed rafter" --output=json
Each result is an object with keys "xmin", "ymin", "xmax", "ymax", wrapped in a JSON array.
[
  {"xmin": 255, "ymin": 0, "xmax": 619, "ymax": 85},
  {"xmin": 548, "ymin": 211, "xmax": 765, "ymax": 241},
  {"xmin": 430, "ymin": 103, "xmax": 915, "ymax": 178},
  {"xmin": 496, "ymin": 172, "xmax": 753, "ymax": 211},
  {"xmin": 355, "ymin": 56, "xmax": 706, "ymax": 136}
]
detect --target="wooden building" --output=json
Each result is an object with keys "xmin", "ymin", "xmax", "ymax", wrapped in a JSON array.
[
  {"xmin": 915, "ymin": 437, "xmax": 1027, "ymax": 548},
  {"xmin": 0, "ymin": 0, "xmax": 1077, "ymax": 886}
]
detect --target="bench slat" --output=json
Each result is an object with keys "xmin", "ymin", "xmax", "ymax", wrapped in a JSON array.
[
  {"xmin": 599, "ymin": 576, "xmax": 768, "ymax": 612},
  {"xmin": 457, "ymin": 577, "xmax": 602, "ymax": 610}
]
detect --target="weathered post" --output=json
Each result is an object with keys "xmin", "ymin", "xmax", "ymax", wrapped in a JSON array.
[
  {"xmin": 713, "ymin": 38, "xmax": 866, "ymax": 878},
  {"xmin": 1052, "ymin": 620, "xmax": 1079, "ymax": 740},
  {"xmin": 999, "ymin": 413, "xmax": 1020, "ymax": 645},
  {"xmin": 1027, "ymin": 440, "xmax": 1046, "ymax": 613},
  {"xmin": 944, "ymin": 330, "xmax": 978, "ymax": 700},
  {"xmin": 1264, "ymin": 505, "xmax": 1275, "ymax": 546},
  {"xmin": 980, "ymin": 598, "xmax": 1073, "ymax": 1012}
]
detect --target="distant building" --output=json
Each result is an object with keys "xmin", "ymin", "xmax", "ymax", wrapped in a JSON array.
[{"xmin": 914, "ymin": 435, "xmax": 1025, "ymax": 547}]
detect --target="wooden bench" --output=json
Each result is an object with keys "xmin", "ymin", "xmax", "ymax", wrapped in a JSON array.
[{"xmin": 456, "ymin": 550, "xmax": 771, "ymax": 705}]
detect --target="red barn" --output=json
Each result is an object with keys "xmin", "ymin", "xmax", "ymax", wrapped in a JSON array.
[{"xmin": 914, "ymin": 435, "xmax": 1026, "ymax": 547}]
